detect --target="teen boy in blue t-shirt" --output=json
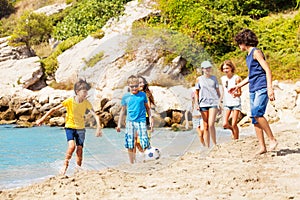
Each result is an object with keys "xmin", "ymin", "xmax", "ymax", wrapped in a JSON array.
[{"xmin": 116, "ymin": 75, "xmax": 153, "ymax": 163}]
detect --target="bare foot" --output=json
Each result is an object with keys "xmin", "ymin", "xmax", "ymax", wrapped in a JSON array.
[
  {"xmin": 75, "ymin": 165, "xmax": 83, "ymax": 173},
  {"xmin": 199, "ymin": 134, "xmax": 205, "ymax": 147},
  {"xmin": 269, "ymin": 140, "xmax": 278, "ymax": 151},
  {"xmin": 59, "ymin": 165, "xmax": 68, "ymax": 175},
  {"xmin": 256, "ymin": 149, "xmax": 267, "ymax": 155},
  {"xmin": 200, "ymin": 138, "xmax": 205, "ymax": 147}
]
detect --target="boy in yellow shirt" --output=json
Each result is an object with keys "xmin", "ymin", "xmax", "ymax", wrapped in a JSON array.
[{"xmin": 36, "ymin": 79, "xmax": 102, "ymax": 175}]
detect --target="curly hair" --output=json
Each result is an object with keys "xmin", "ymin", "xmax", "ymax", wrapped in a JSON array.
[{"xmin": 234, "ymin": 29, "xmax": 258, "ymax": 47}]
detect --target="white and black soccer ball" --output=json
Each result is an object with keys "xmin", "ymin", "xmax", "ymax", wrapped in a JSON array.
[{"xmin": 144, "ymin": 146, "xmax": 161, "ymax": 160}]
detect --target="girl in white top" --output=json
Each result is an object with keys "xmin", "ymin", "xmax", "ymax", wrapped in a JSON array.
[{"xmin": 220, "ymin": 60, "xmax": 242, "ymax": 139}]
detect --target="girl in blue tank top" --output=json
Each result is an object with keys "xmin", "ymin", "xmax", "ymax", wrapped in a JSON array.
[{"xmin": 228, "ymin": 29, "xmax": 278, "ymax": 155}]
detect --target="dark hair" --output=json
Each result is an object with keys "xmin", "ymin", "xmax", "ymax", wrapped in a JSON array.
[
  {"xmin": 74, "ymin": 79, "xmax": 91, "ymax": 94},
  {"xmin": 137, "ymin": 75, "xmax": 155, "ymax": 106},
  {"xmin": 234, "ymin": 29, "xmax": 258, "ymax": 47},
  {"xmin": 220, "ymin": 60, "xmax": 236, "ymax": 73}
]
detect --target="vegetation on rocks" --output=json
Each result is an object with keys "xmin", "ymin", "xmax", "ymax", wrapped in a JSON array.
[
  {"xmin": 0, "ymin": 0, "xmax": 299, "ymax": 81},
  {"xmin": 52, "ymin": 0, "xmax": 131, "ymax": 40},
  {"xmin": 0, "ymin": 0, "xmax": 131, "ymax": 77},
  {"xmin": 40, "ymin": 35, "xmax": 83, "ymax": 76},
  {"xmin": 144, "ymin": 0, "xmax": 300, "ymax": 80},
  {"xmin": 9, "ymin": 11, "xmax": 52, "ymax": 56}
]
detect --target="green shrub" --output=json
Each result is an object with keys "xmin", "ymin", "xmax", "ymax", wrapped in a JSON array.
[
  {"xmin": 149, "ymin": 0, "xmax": 253, "ymax": 57},
  {"xmin": 218, "ymin": 11, "xmax": 300, "ymax": 81},
  {"xmin": 9, "ymin": 11, "xmax": 53, "ymax": 56},
  {"xmin": 53, "ymin": 0, "xmax": 131, "ymax": 40},
  {"xmin": 83, "ymin": 51, "xmax": 104, "ymax": 68},
  {"xmin": 41, "ymin": 36, "xmax": 83, "ymax": 76},
  {"xmin": 149, "ymin": 0, "xmax": 300, "ymax": 81},
  {"xmin": 90, "ymin": 29, "xmax": 105, "ymax": 39}
]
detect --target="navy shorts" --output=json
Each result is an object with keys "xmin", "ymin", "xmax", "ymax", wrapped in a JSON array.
[
  {"xmin": 65, "ymin": 128, "xmax": 86, "ymax": 147},
  {"xmin": 249, "ymin": 88, "xmax": 269, "ymax": 124}
]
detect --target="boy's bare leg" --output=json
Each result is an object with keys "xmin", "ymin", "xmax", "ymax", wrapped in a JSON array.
[
  {"xmin": 255, "ymin": 116, "xmax": 278, "ymax": 151},
  {"xmin": 76, "ymin": 145, "xmax": 83, "ymax": 166},
  {"xmin": 128, "ymin": 148, "xmax": 135, "ymax": 164},
  {"xmin": 61, "ymin": 153, "xmax": 72, "ymax": 175},
  {"xmin": 61, "ymin": 141, "xmax": 75, "ymax": 175},
  {"xmin": 254, "ymin": 124, "xmax": 267, "ymax": 155}
]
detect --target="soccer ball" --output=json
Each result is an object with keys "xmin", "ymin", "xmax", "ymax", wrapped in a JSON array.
[{"xmin": 144, "ymin": 146, "xmax": 161, "ymax": 160}]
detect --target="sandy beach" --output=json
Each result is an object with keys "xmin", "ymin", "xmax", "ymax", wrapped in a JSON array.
[{"xmin": 1, "ymin": 121, "xmax": 300, "ymax": 200}]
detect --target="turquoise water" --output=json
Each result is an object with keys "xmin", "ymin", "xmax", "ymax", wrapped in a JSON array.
[{"xmin": 0, "ymin": 125, "xmax": 241, "ymax": 189}]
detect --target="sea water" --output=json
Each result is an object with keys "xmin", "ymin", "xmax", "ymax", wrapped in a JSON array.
[{"xmin": 0, "ymin": 125, "xmax": 252, "ymax": 189}]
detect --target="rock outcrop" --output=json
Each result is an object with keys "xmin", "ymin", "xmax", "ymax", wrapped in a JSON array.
[
  {"xmin": 0, "ymin": 37, "xmax": 46, "ymax": 91},
  {"xmin": 0, "ymin": 0, "xmax": 299, "ymax": 129}
]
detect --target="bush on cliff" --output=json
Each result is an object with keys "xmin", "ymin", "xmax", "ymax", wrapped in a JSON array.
[{"xmin": 146, "ymin": 0, "xmax": 300, "ymax": 80}]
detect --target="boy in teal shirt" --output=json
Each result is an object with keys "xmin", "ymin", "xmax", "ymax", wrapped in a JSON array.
[{"xmin": 116, "ymin": 75, "xmax": 153, "ymax": 163}]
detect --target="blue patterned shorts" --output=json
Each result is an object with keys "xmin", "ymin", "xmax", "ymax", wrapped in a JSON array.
[{"xmin": 125, "ymin": 121, "xmax": 150, "ymax": 149}]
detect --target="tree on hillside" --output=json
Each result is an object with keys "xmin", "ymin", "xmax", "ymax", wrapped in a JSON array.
[{"xmin": 9, "ymin": 11, "xmax": 53, "ymax": 56}]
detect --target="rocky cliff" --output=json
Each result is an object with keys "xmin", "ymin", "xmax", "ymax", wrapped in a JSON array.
[{"xmin": 0, "ymin": 0, "xmax": 299, "ymax": 129}]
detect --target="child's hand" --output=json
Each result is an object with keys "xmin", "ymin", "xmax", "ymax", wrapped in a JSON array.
[
  {"xmin": 116, "ymin": 127, "xmax": 121, "ymax": 132},
  {"xmin": 268, "ymin": 88, "xmax": 275, "ymax": 101},
  {"xmin": 217, "ymin": 107, "xmax": 222, "ymax": 116},
  {"xmin": 149, "ymin": 117, "xmax": 154, "ymax": 132},
  {"xmin": 228, "ymin": 86, "xmax": 237, "ymax": 94},
  {"xmin": 149, "ymin": 126, "xmax": 154, "ymax": 132},
  {"xmin": 95, "ymin": 127, "xmax": 102, "ymax": 137}
]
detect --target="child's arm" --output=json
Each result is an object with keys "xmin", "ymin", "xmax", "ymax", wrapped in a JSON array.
[
  {"xmin": 184, "ymin": 110, "xmax": 189, "ymax": 130},
  {"xmin": 215, "ymin": 87, "xmax": 222, "ymax": 115},
  {"xmin": 215, "ymin": 78, "xmax": 222, "ymax": 111},
  {"xmin": 145, "ymin": 103, "xmax": 153, "ymax": 132},
  {"xmin": 228, "ymin": 77, "xmax": 249, "ymax": 94},
  {"xmin": 194, "ymin": 78, "xmax": 200, "ymax": 110},
  {"xmin": 219, "ymin": 83, "xmax": 224, "ymax": 104},
  {"xmin": 36, "ymin": 104, "xmax": 63, "ymax": 126},
  {"xmin": 89, "ymin": 109, "xmax": 102, "ymax": 137},
  {"xmin": 216, "ymin": 87, "xmax": 221, "ymax": 99},
  {"xmin": 116, "ymin": 106, "xmax": 126, "ymax": 132},
  {"xmin": 233, "ymin": 76, "xmax": 242, "ymax": 97},
  {"xmin": 254, "ymin": 49, "xmax": 275, "ymax": 101}
]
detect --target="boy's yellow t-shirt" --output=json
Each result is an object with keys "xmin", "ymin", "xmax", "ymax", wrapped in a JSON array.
[{"xmin": 62, "ymin": 97, "xmax": 92, "ymax": 129}]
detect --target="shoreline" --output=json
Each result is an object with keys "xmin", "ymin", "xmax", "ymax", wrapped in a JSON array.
[{"xmin": 1, "ymin": 122, "xmax": 300, "ymax": 199}]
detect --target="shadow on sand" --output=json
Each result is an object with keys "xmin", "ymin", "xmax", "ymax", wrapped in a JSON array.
[{"xmin": 276, "ymin": 148, "xmax": 300, "ymax": 156}]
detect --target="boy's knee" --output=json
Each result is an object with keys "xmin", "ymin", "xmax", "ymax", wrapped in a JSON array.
[
  {"xmin": 68, "ymin": 145, "xmax": 76, "ymax": 152},
  {"xmin": 231, "ymin": 122, "xmax": 238, "ymax": 127}
]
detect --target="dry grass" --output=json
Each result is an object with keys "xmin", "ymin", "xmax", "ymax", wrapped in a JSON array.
[
  {"xmin": 14, "ymin": 0, "xmax": 67, "ymax": 18},
  {"xmin": 33, "ymin": 42, "xmax": 53, "ymax": 58}
]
